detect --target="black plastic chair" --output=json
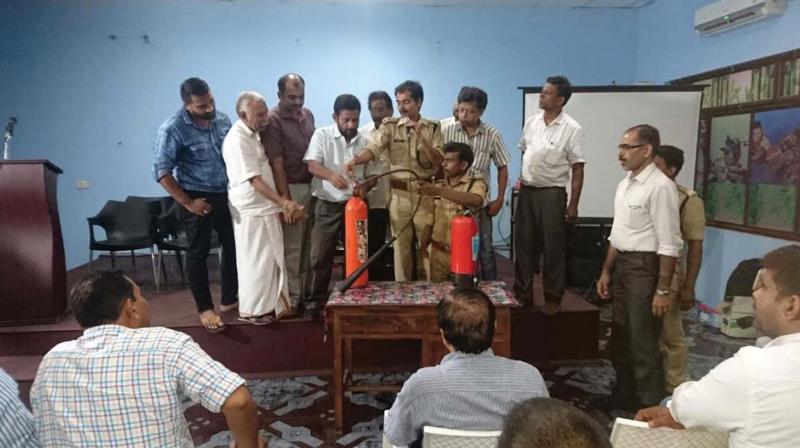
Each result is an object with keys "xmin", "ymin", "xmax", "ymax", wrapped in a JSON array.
[
  {"xmin": 87, "ymin": 199, "xmax": 158, "ymax": 284},
  {"xmin": 151, "ymin": 198, "xmax": 222, "ymax": 291}
]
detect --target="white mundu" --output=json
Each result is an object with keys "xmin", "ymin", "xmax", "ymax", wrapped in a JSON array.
[{"xmin": 223, "ymin": 119, "xmax": 289, "ymax": 318}]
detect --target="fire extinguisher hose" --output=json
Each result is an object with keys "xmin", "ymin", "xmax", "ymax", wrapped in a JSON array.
[{"xmin": 334, "ymin": 169, "xmax": 424, "ymax": 293}]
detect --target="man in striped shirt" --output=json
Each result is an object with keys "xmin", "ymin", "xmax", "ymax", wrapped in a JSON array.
[
  {"xmin": 31, "ymin": 271, "xmax": 264, "ymax": 448},
  {"xmin": 442, "ymin": 87, "xmax": 510, "ymax": 280},
  {"xmin": 383, "ymin": 287, "xmax": 548, "ymax": 447}
]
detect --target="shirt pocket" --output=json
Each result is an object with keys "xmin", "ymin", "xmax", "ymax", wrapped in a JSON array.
[
  {"xmin": 187, "ymin": 140, "xmax": 213, "ymax": 161},
  {"xmin": 542, "ymin": 143, "xmax": 566, "ymax": 167},
  {"xmin": 626, "ymin": 202, "xmax": 649, "ymax": 230}
]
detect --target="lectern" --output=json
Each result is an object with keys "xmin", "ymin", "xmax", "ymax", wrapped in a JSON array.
[{"xmin": 0, "ymin": 160, "xmax": 66, "ymax": 325}]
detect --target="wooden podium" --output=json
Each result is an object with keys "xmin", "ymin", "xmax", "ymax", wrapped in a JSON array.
[{"xmin": 0, "ymin": 160, "xmax": 67, "ymax": 325}]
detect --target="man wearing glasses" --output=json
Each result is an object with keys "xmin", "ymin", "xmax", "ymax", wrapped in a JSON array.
[{"xmin": 597, "ymin": 124, "xmax": 682, "ymax": 412}]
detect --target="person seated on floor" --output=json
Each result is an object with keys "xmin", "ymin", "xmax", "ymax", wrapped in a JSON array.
[
  {"xmin": 0, "ymin": 367, "xmax": 39, "ymax": 448},
  {"xmin": 498, "ymin": 397, "xmax": 610, "ymax": 448},
  {"xmin": 635, "ymin": 245, "xmax": 800, "ymax": 448},
  {"xmin": 383, "ymin": 287, "xmax": 548, "ymax": 447},
  {"xmin": 419, "ymin": 142, "xmax": 486, "ymax": 282},
  {"xmin": 30, "ymin": 271, "xmax": 265, "ymax": 448}
]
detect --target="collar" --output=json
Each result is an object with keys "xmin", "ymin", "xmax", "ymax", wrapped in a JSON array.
[
  {"xmin": 446, "ymin": 173, "xmax": 473, "ymax": 187},
  {"xmin": 441, "ymin": 348, "xmax": 495, "ymax": 363},
  {"xmin": 398, "ymin": 115, "xmax": 424, "ymax": 127},
  {"xmin": 234, "ymin": 119, "xmax": 258, "ymax": 138},
  {"xmin": 538, "ymin": 111, "xmax": 564, "ymax": 127},
  {"xmin": 78, "ymin": 324, "xmax": 130, "ymax": 346},
  {"xmin": 277, "ymin": 103, "xmax": 308, "ymax": 120},
  {"xmin": 764, "ymin": 332, "xmax": 800, "ymax": 348},
  {"xmin": 629, "ymin": 161, "xmax": 657, "ymax": 184},
  {"xmin": 458, "ymin": 121, "xmax": 486, "ymax": 135},
  {"xmin": 332, "ymin": 124, "xmax": 364, "ymax": 144}
]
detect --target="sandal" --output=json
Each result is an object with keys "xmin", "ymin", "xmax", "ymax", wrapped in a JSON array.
[{"xmin": 237, "ymin": 314, "xmax": 276, "ymax": 326}]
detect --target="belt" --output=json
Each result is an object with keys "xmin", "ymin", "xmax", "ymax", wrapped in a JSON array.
[
  {"xmin": 431, "ymin": 240, "xmax": 450, "ymax": 252},
  {"xmin": 390, "ymin": 179, "xmax": 411, "ymax": 191},
  {"xmin": 520, "ymin": 184, "xmax": 565, "ymax": 190}
]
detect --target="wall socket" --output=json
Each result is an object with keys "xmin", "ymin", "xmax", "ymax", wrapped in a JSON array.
[{"xmin": 76, "ymin": 180, "xmax": 90, "ymax": 189}]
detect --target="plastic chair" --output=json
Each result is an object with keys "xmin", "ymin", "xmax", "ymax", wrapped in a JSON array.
[
  {"xmin": 87, "ymin": 199, "xmax": 157, "ymax": 284},
  {"xmin": 422, "ymin": 426, "xmax": 501, "ymax": 448}
]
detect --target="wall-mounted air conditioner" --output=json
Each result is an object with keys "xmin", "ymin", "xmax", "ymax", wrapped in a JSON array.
[{"xmin": 694, "ymin": 0, "xmax": 787, "ymax": 36}]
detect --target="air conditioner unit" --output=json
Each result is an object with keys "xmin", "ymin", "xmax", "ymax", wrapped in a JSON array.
[{"xmin": 694, "ymin": 0, "xmax": 787, "ymax": 36}]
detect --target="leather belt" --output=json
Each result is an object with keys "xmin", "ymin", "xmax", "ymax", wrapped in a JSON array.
[
  {"xmin": 390, "ymin": 179, "xmax": 410, "ymax": 191},
  {"xmin": 431, "ymin": 240, "xmax": 450, "ymax": 252}
]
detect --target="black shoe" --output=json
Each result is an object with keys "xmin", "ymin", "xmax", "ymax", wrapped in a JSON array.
[{"xmin": 540, "ymin": 302, "xmax": 561, "ymax": 315}]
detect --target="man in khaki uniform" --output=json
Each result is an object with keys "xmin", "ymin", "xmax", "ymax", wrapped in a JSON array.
[
  {"xmin": 345, "ymin": 80, "xmax": 443, "ymax": 281},
  {"xmin": 655, "ymin": 145, "xmax": 706, "ymax": 392},
  {"xmin": 420, "ymin": 142, "xmax": 486, "ymax": 282}
]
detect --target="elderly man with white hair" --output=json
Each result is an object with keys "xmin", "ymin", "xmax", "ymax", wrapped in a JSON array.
[{"xmin": 222, "ymin": 91, "xmax": 304, "ymax": 325}]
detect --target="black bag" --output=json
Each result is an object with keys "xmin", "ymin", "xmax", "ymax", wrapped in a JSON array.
[{"xmin": 724, "ymin": 258, "xmax": 763, "ymax": 301}]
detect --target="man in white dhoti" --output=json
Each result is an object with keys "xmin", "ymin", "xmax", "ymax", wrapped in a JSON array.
[{"xmin": 223, "ymin": 91, "xmax": 304, "ymax": 325}]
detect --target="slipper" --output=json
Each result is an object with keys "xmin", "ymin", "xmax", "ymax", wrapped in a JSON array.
[
  {"xmin": 237, "ymin": 314, "xmax": 276, "ymax": 326},
  {"xmin": 200, "ymin": 318, "xmax": 226, "ymax": 334}
]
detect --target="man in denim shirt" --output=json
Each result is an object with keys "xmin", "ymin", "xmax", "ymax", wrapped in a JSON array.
[{"xmin": 153, "ymin": 77, "xmax": 238, "ymax": 332}]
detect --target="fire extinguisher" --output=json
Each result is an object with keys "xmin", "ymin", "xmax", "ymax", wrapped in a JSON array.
[
  {"xmin": 345, "ymin": 196, "xmax": 369, "ymax": 288},
  {"xmin": 450, "ymin": 211, "xmax": 479, "ymax": 288}
]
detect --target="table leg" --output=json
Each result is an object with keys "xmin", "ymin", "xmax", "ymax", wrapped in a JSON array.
[{"xmin": 333, "ymin": 312, "xmax": 344, "ymax": 430}]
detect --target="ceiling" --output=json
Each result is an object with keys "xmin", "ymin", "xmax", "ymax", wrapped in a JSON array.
[{"xmin": 269, "ymin": 0, "xmax": 653, "ymax": 7}]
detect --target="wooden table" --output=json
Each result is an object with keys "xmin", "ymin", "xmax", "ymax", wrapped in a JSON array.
[{"xmin": 326, "ymin": 281, "xmax": 519, "ymax": 429}]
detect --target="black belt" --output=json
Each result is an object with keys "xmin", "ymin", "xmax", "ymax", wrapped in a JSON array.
[{"xmin": 520, "ymin": 184, "xmax": 564, "ymax": 190}]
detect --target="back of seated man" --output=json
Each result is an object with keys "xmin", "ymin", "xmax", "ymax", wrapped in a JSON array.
[
  {"xmin": 0, "ymin": 367, "xmax": 39, "ymax": 448},
  {"xmin": 635, "ymin": 245, "xmax": 800, "ymax": 448},
  {"xmin": 499, "ymin": 397, "xmax": 610, "ymax": 448},
  {"xmin": 383, "ymin": 287, "xmax": 548, "ymax": 447},
  {"xmin": 30, "ymin": 271, "xmax": 264, "ymax": 448}
]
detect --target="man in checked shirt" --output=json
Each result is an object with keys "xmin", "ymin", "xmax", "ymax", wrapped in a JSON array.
[{"xmin": 31, "ymin": 271, "xmax": 265, "ymax": 447}]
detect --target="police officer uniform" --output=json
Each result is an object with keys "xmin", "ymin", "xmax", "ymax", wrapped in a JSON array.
[
  {"xmin": 429, "ymin": 174, "xmax": 487, "ymax": 282},
  {"xmin": 364, "ymin": 116, "xmax": 444, "ymax": 281}
]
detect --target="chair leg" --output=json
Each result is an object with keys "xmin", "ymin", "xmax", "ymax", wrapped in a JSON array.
[
  {"xmin": 217, "ymin": 246, "xmax": 222, "ymax": 264},
  {"xmin": 131, "ymin": 250, "xmax": 136, "ymax": 269},
  {"xmin": 88, "ymin": 249, "xmax": 93, "ymax": 273},
  {"xmin": 150, "ymin": 247, "xmax": 158, "ymax": 292},
  {"xmin": 179, "ymin": 251, "xmax": 187, "ymax": 283},
  {"xmin": 111, "ymin": 251, "xmax": 116, "ymax": 268},
  {"xmin": 159, "ymin": 248, "xmax": 169, "ymax": 287}
]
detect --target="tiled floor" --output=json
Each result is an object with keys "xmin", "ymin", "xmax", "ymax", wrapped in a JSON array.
[{"xmin": 185, "ymin": 303, "xmax": 753, "ymax": 447}]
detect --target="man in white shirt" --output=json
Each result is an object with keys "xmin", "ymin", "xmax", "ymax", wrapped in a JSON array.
[
  {"xmin": 223, "ymin": 91, "xmax": 303, "ymax": 325},
  {"xmin": 304, "ymin": 94, "xmax": 370, "ymax": 314},
  {"xmin": 359, "ymin": 91, "xmax": 394, "ymax": 281},
  {"xmin": 636, "ymin": 245, "xmax": 800, "ymax": 448},
  {"xmin": 597, "ymin": 124, "xmax": 682, "ymax": 410},
  {"xmin": 514, "ymin": 76, "xmax": 585, "ymax": 315},
  {"xmin": 31, "ymin": 271, "xmax": 264, "ymax": 448}
]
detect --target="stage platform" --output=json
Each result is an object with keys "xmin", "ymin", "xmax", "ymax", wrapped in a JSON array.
[{"xmin": 0, "ymin": 252, "xmax": 599, "ymax": 383}]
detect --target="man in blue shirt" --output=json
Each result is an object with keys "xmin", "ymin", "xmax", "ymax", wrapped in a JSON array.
[{"xmin": 152, "ymin": 77, "xmax": 238, "ymax": 332}]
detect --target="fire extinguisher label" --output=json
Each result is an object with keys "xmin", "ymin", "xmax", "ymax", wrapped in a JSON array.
[
  {"xmin": 471, "ymin": 234, "xmax": 479, "ymax": 261},
  {"xmin": 356, "ymin": 219, "xmax": 368, "ymax": 262}
]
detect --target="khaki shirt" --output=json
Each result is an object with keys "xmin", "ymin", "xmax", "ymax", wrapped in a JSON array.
[
  {"xmin": 678, "ymin": 185, "xmax": 705, "ymax": 241},
  {"xmin": 364, "ymin": 116, "xmax": 444, "ymax": 182},
  {"xmin": 431, "ymin": 174, "xmax": 487, "ymax": 246}
]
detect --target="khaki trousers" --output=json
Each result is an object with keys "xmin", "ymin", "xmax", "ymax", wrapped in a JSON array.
[{"xmin": 389, "ymin": 189, "xmax": 433, "ymax": 281}]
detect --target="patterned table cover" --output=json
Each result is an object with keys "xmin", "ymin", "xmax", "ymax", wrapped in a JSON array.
[{"xmin": 326, "ymin": 281, "xmax": 519, "ymax": 307}]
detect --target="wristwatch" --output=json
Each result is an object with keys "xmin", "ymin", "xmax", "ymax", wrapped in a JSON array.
[{"xmin": 656, "ymin": 289, "xmax": 671, "ymax": 297}]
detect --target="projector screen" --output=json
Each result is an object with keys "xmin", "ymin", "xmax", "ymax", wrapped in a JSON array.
[{"xmin": 522, "ymin": 87, "xmax": 703, "ymax": 218}]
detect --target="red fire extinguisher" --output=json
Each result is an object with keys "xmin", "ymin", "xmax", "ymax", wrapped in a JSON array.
[
  {"xmin": 345, "ymin": 196, "xmax": 369, "ymax": 288},
  {"xmin": 450, "ymin": 212, "xmax": 478, "ymax": 288}
]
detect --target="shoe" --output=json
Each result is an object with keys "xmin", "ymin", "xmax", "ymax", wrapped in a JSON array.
[
  {"xmin": 237, "ymin": 314, "xmax": 276, "ymax": 326},
  {"xmin": 220, "ymin": 301, "xmax": 239, "ymax": 312},
  {"xmin": 540, "ymin": 301, "xmax": 561, "ymax": 315}
]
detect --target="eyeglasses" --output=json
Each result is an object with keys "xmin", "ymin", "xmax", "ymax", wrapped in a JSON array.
[
  {"xmin": 752, "ymin": 268, "xmax": 765, "ymax": 292},
  {"xmin": 618, "ymin": 143, "xmax": 647, "ymax": 151}
]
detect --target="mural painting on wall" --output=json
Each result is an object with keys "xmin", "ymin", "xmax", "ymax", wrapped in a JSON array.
[
  {"xmin": 706, "ymin": 114, "xmax": 749, "ymax": 224},
  {"xmin": 748, "ymin": 107, "xmax": 800, "ymax": 232}
]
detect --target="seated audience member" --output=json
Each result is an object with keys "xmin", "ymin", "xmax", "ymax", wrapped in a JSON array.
[
  {"xmin": 499, "ymin": 398, "xmax": 610, "ymax": 448},
  {"xmin": 30, "ymin": 271, "xmax": 264, "ymax": 448},
  {"xmin": 420, "ymin": 142, "xmax": 486, "ymax": 282},
  {"xmin": 635, "ymin": 245, "xmax": 800, "ymax": 447},
  {"xmin": 384, "ymin": 287, "xmax": 548, "ymax": 447},
  {"xmin": 0, "ymin": 367, "xmax": 39, "ymax": 447}
]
